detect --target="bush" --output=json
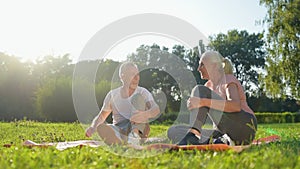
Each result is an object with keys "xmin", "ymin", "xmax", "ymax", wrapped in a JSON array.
[
  {"xmin": 152, "ymin": 111, "xmax": 300, "ymax": 125},
  {"xmin": 255, "ymin": 112, "xmax": 300, "ymax": 123}
]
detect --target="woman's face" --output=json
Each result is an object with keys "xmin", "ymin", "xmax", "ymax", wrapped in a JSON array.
[{"xmin": 198, "ymin": 57, "xmax": 209, "ymax": 79}]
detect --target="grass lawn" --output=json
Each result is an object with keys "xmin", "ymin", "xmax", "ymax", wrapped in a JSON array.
[{"xmin": 0, "ymin": 121, "xmax": 299, "ymax": 169}]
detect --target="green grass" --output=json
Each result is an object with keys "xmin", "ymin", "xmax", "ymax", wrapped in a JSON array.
[{"xmin": 0, "ymin": 121, "xmax": 299, "ymax": 169}]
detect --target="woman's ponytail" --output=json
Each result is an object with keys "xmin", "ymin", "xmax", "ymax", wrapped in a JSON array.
[{"xmin": 222, "ymin": 58, "xmax": 234, "ymax": 74}]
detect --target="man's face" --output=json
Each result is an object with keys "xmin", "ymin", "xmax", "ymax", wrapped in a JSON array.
[{"xmin": 121, "ymin": 66, "xmax": 140, "ymax": 90}]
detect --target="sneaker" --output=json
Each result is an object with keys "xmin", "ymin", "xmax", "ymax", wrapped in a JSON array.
[
  {"xmin": 213, "ymin": 134, "xmax": 235, "ymax": 146},
  {"xmin": 97, "ymin": 123, "xmax": 122, "ymax": 145},
  {"xmin": 178, "ymin": 132, "xmax": 202, "ymax": 145},
  {"xmin": 127, "ymin": 131, "xmax": 141, "ymax": 145}
]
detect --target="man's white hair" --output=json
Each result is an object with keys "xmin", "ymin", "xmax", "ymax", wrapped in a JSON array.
[{"xmin": 118, "ymin": 62, "xmax": 138, "ymax": 77}]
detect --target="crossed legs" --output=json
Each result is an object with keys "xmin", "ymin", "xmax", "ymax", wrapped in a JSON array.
[{"xmin": 167, "ymin": 85, "xmax": 257, "ymax": 145}]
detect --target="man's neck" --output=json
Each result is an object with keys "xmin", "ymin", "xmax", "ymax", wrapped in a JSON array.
[{"xmin": 121, "ymin": 86, "xmax": 136, "ymax": 98}]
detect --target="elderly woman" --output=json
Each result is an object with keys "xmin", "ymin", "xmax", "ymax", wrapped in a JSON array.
[{"xmin": 168, "ymin": 51, "xmax": 257, "ymax": 145}]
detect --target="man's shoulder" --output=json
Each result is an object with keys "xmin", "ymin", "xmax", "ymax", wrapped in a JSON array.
[
  {"xmin": 107, "ymin": 87, "xmax": 121, "ymax": 96},
  {"xmin": 136, "ymin": 86, "xmax": 150, "ymax": 93}
]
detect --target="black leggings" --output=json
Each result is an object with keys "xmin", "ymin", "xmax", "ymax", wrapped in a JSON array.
[{"xmin": 168, "ymin": 85, "xmax": 257, "ymax": 145}]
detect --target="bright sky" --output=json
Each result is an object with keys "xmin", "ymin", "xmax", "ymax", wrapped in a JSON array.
[{"xmin": 0, "ymin": 0, "xmax": 267, "ymax": 62}]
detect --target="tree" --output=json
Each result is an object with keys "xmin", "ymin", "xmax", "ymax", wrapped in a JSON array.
[
  {"xmin": 127, "ymin": 44, "xmax": 195, "ymax": 113},
  {"xmin": 32, "ymin": 54, "xmax": 73, "ymax": 84},
  {"xmin": 35, "ymin": 76, "xmax": 77, "ymax": 122},
  {"xmin": 96, "ymin": 59, "xmax": 120, "ymax": 83},
  {"xmin": 172, "ymin": 40, "xmax": 211, "ymax": 85},
  {"xmin": 209, "ymin": 30, "xmax": 266, "ymax": 95},
  {"xmin": 260, "ymin": 0, "xmax": 300, "ymax": 99},
  {"xmin": 0, "ymin": 53, "xmax": 37, "ymax": 120},
  {"xmin": 127, "ymin": 44, "xmax": 175, "ymax": 112}
]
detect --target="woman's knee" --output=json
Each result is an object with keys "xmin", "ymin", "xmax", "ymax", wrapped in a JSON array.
[
  {"xmin": 191, "ymin": 85, "xmax": 210, "ymax": 97},
  {"xmin": 167, "ymin": 125, "xmax": 178, "ymax": 139},
  {"xmin": 167, "ymin": 125, "xmax": 189, "ymax": 143}
]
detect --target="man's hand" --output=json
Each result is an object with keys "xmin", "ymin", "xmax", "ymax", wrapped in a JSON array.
[
  {"xmin": 85, "ymin": 126, "xmax": 96, "ymax": 137},
  {"xmin": 130, "ymin": 111, "xmax": 149, "ymax": 124}
]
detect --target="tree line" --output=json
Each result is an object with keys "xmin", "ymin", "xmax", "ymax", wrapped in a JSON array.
[
  {"xmin": 0, "ymin": 30, "xmax": 299, "ymax": 122},
  {"xmin": 1, "ymin": 0, "xmax": 300, "ymax": 122}
]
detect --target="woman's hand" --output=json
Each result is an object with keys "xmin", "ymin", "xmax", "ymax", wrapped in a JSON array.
[{"xmin": 187, "ymin": 97, "xmax": 204, "ymax": 110}]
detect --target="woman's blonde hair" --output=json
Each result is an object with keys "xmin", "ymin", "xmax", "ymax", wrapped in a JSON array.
[{"xmin": 202, "ymin": 51, "xmax": 234, "ymax": 74}]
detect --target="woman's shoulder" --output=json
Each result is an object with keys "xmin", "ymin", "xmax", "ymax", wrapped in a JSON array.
[
  {"xmin": 223, "ymin": 74, "xmax": 244, "ymax": 89},
  {"xmin": 224, "ymin": 74, "xmax": 240, "ymax": 83}
]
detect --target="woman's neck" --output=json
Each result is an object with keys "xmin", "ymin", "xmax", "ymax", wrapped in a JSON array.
[{"xmin": 210, "ymin": 73, "xmax": 224, "ymax": 87}]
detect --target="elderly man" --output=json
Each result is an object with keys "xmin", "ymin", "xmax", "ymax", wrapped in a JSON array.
[{"xmin": 85, "ymin": 62, "xmax": 160, "ymax": 145}]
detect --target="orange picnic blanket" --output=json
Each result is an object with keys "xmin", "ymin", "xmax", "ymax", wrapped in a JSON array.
[{"xmin": 4, "ymin": 135, "xmax": 280, "ymax": 152}]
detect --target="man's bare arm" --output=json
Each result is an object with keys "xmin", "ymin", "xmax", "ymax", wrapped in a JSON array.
[
  {"xmin": 85, "ymin": 110, "xmax": 111, "ymax": 137},
  {"xmin": 91, "ymin": 110, "xmax": 111, "ymax": 128}
]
